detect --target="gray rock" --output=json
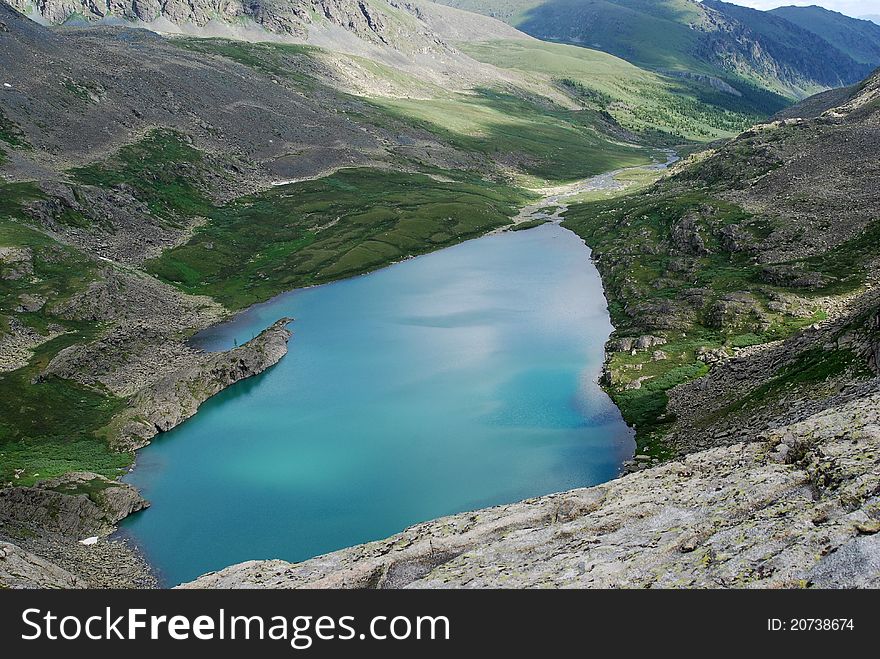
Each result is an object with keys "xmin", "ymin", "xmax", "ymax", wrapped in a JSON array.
[
  {"xmin": 807, "ymin": 534, "xmax": 880, "ymax": 588},
  {"xmin": 0, "ymin": 541, "xmax": 88, "ymax": 588},
  {"xmin": 0, "ymin": 472, "xmax": 148, "ymax": 539}
]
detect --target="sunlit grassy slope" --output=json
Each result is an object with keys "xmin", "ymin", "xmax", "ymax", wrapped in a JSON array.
[{"xmin": 458, "ymin": 40, "xmax": 764, "ymax": 142}]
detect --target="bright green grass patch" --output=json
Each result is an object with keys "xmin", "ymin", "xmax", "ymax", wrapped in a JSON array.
[
  {"xmin": 0, "ymin": 439, "xmax": 131, "ymax": 487},
  {"xmin": 46, "ymin": 476, "xmax": 123, "ymax": 501},
  {"xmin": 147, "ymin": 168, "xmax": 531, "ymax": 310},
  {"xmin": 374, "ymin": 88, "xmax": 652, "ymax": 186},
  {"xmin": 0, "ymin": 331, "xmax": 131, "ymax": 486},
  {"xmin": 612, "ymin": 361, "xmax": 709, "ymax": 457},
  {"xmin": 0, "ymin": 191, "xmax": 100, "ymax": 325}
]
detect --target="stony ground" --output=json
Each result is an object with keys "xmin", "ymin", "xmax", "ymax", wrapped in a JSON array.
[{"xmin": 0, "ymin": 472, "xmax": 157, "ymax": 588}]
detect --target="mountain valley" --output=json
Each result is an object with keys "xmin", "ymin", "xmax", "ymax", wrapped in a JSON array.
[{"xmin": 1, "ymin": 0, "xmax": 879, "ymax": 589}]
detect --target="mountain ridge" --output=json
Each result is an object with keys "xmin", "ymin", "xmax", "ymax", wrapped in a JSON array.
[
  {"xmin": 435, "ymin": 0, "xmax": 880, "ymax": 99},
  {"xmin": 769, "ymin": 4, "xmax": 880, "ymax": 65}
]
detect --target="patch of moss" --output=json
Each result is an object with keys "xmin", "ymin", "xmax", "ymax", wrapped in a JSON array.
[
  {"xmin": 0, "ymin": 108, "xmax": 29, "ymax": 149},
  {"xmin": 71, "ymin": 129, "xmax": 211, "ymax": 225},
  {"xmin": 46, "ymin": 477, "xmax": 121, "ymax": 503},
  {"xmin": 146, "ymin": 167, "xmax": 531, "ymax": 310}
]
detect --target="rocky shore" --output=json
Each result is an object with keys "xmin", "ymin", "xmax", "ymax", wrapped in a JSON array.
[
  {"xmin": 181, "ymin": 391, "xmax": 880, "ymax": 588},
  {"xmin": 0, "ymin": 471, "xmax": 155, "ymax": 588},
  {"xmin": 108, "ymin": 318, "xmax": 293, "ymax": 451},
  {"xmin": 0, "ymin": 320, "xmax": 293, "ymax": 588}
]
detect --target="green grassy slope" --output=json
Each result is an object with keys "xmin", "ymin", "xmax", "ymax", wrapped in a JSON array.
[
  {"xmin": 444, "ymin": 0, "xmax": 707, "ymax": 72},
  {"xmin": 0, "ymin": 184, "xmax": 131, "ymax": 485},
  {"xmin": 562, "ymin": 187, "xmax": 826, "ymax": 454},
  {"xmin": 561, "ymin": 90, "xmax": 880, "ymax": 454},
  {"xmin": 458, "ymin": 40, "xmax": 770, "ymax": 143},
  {"xmin": 769, "ymin": 4, "xmax": 880, "ymax": 66},
  {"xmin": 145, "ymin": 167, "xmax": 530, "ymax": 310}
]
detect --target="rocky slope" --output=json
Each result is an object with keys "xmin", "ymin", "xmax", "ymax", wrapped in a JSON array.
[
  {"xmin": 0, "ymin": 472, "xmax": 155, "ymax": 588},
  {"xmin": 108, "ymin": 318, "xmax": 292, "ymax": 450},
  {"xmin": 560, "ymin": 66, "xmax": 880, "ymax": 460},
  {"xmin": 8, "ymin": 0, "xmax": 530, "ymax": 84}
]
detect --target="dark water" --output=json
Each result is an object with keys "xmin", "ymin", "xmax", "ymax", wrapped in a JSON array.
[{"xmin": 120, "ymin": 224, "xmax": 634, "ymax": 585}]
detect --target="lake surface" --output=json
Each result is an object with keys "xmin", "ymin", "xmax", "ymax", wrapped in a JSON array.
[{"xmin": 120, "ymin": 224, "xmax": 634, "ymax": 586}]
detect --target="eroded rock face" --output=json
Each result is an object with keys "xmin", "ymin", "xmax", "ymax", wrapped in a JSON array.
[
  {"xmin": 182, "ymin": 393, "xmax": 880, "ymax": 589},
  {"xmin": 0, "ymin": 472, "xmax": 147, "ymax": 539},
  {"xmin": 14, "ymin": 0, "xmax": 408, "ymax": 46}
]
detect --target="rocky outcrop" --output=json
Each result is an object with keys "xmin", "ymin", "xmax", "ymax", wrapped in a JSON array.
[
  {"xmin": 41, "ymin": 268, "xmax": 226, "ymax": 396},
  {"xmin": 608, "ymin": 335, "xmax": 667, "ymax": 354},
  {"xmin": 0, "ymin": 472, "xmax": 147, "ymax": 539},
  {"xmin": 0, "ymin": 541, "xmax": 87, "ymax": 588},
  {"xmin": 108, "ymin": 318, "xmax": 293, "ymax": 450},
  {"xmin": 0, "ymin": 472, "xmax": 157, "ymax": 587},
  {"xmin": 183, "ymin": 392, "xmax": 880, "ymax": 589},
  {"xmin": 10, "ymin": 0, "xmax": 453, "ymax": 52}
]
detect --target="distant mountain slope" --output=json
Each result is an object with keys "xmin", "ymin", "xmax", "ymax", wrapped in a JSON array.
[
  {"xmin": 435, "ymin": 0, "xmax": 876, "ymax": 99},
  {"xmin": 769, "ymin": 5, "xmax": 880, "ymax": 66}
]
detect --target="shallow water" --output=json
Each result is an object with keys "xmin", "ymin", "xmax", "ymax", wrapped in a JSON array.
[{"xmin": 120, "ymin": 224, "xmax": 634, "ymax": 585}]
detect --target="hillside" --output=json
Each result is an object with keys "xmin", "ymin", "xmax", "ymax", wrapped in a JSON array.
[
  {"xmin": 3, "ymin": 1, "xmax": 880, "ymax": 589},
  {"xmin": 436, "ymin": 0, "xmax": 877, "ymax": 99},
  {"xmin": 562, "ymin": 67, "xmax": 880, "ymax": 459},
  {"xmin": 770, "ymin": 4, "xmax": 880, "ymax": 65},
  {"xmin": 1, "ymin": 0, "xmax": 742, "ymax": 489}
]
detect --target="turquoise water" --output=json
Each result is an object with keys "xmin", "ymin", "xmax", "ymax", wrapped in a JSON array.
[{"xmin": 120, "ymin": 224, "xmax": 634, "ymax": 586}]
